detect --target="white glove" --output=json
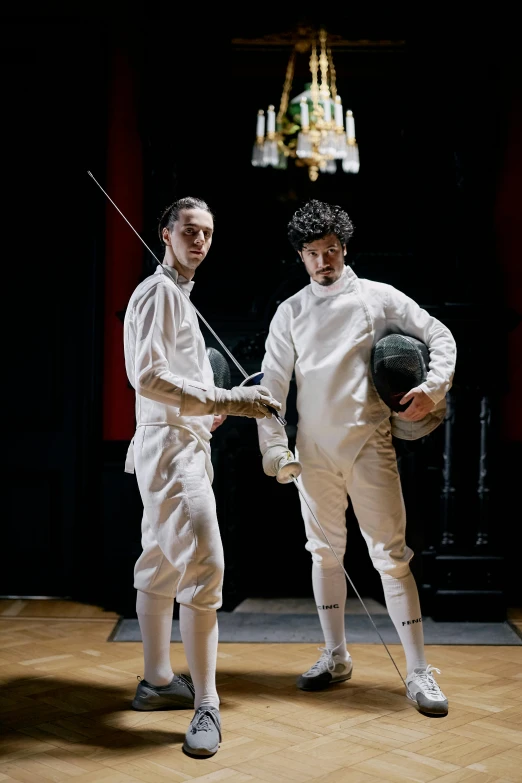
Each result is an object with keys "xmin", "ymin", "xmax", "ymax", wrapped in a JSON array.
[
  {"xmin": 216, "ymin": 385, "xmax": 282, "ymax": 418},
  {"xmin": 181, "ymin": 380, "xmax": 281, "ymax": 419},
  {"xmin": 262, "ymin": 445, "xmax": 302, "ymax": 484}
]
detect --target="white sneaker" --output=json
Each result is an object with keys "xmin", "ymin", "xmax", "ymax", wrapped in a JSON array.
[
  {"xmin": 297, "ymin": 647, "xmax": 353, "ymax": 691},
  {"xmin": 406, "ymin": 665, "xmax": 448, "ymax": 716},
  {"xmin": 182, "ymin": 706, "xmax": 222, "ymax": 758}
]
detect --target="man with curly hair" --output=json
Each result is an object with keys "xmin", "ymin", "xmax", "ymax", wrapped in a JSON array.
[{"xmin": 257, "ymin": 199, "xmax": 456, "ymax": 716}]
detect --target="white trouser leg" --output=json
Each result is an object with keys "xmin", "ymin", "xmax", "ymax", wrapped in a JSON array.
[
  {"xmin": 179, "ymin": 605, "xmax": 219, "ymax": 710},
  {"xmin": 348, "ymin": 422, "xmax": 423, "ymax": 671},
  {"xmin": 136, "ymin": 590, "xmax": 174, "ymax": 686},
  {"xmin": 348, "ymin": 422, "xmax": 413, "ymax": 579},
  {"xmin": 312, "ymin": 565, "xmax": 349, "ymax": 657},
  {"xmin": 133, "ymin": 425, "xmax": 224, "ymax": 611},
  {"xmin": 296, "ymin": 444, "xmax": 351, "ymax": 655},
  {"xmin": 381, "ymin": 571, "xmax": 427, "ymax": 674},
  {"xmin": 297, "ymin": 443, "xmax": 349, "ymax": 569}
]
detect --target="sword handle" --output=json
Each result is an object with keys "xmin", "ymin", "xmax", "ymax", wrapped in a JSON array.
[{"xmin": 240, "ymin": 371, "xmax": 287, "ymax": 427}]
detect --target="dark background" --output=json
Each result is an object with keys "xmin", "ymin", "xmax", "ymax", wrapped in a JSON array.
[{"xmin": 2, "ymin": 6, "xmax": 521, "ymax": 621}]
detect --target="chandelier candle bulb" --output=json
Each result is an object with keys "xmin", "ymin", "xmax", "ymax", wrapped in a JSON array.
[
  {"xmin": 267, "ymin": 105, "xmax": 276, "ymax": 136},
  {"xmin": 334, "ymin": 96, "xmax": 344, "ymax": 128},
  {"xmin": 300, "ymin": 97, "xmax": 310, "ymax": 129},
  {"xmin": 322, "ymin": 98, "xmax": 332, "ymax": 124},
  {"xmin": 256, "ymin": 110, "xmax": 265, "ymax": 140},
  {"xmin": 346, "ymin": 110, "xmax": 356, "ymax": 142}
]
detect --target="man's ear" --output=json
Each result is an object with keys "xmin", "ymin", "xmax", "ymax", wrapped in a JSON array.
[
  {"xmin": 162, "ymin": 227, "xmax": 171, "ymax": 246},
  {"xmin": 298, "ymin": 251, "xmax": 303, "ymax": 263},
  {"xmin": 343, "ymin": 244, "xmax": 347, "ymax": 256}
]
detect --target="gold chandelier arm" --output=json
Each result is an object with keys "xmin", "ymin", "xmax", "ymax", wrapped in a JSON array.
[
  {"xmin": 309, "ymin": 38, "xmax": 320, "ymax": 112},
  {"xmin": 277, "ymin": 47, "xmax": 296, "ymax": 125},
  {"xmin": 327, "ymin": 46, "xmax": 337, "ymax": 99},
  {"xmin": 319, "ymin": 28, "xmax": 330, "ymax": 100}
]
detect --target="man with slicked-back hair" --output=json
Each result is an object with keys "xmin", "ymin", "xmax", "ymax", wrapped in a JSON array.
[{"xmin": 123, "ymin": 197, "xmax": 281, "ymax": 758}]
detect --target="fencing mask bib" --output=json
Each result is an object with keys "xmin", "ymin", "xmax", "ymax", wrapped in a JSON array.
[{"xmin": 371, "ymin": 333, "xmax": 446, "ymax": 441}]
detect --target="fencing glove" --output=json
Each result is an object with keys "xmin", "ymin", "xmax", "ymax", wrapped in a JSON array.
[
  {"xmin": 181, "ymin": 380, "xmax": 281, "ymax": 419},
  {"xmin": 262, "ymin": 444, "xmax": 302, "ymax": 484}
]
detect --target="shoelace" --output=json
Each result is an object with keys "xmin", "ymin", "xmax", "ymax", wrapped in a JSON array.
[
  {"xmin": 307, "ymin": 647, "xmax": 336, "ymax": 675},
  {"xmin": 191, "ymin": 708, "xmax": 220, "ymax": 735},
  {"xmin": 414, "ymin": 665, "xmax": 443, "ymax": 697}
]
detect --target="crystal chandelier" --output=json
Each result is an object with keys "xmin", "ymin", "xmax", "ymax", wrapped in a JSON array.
[{"xmin": 251, "ymin": 27, "xmax": 360, "ymax": 182}]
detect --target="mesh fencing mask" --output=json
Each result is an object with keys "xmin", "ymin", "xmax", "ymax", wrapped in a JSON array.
[
  {"xmin": 206, "ymin": 346, "xmax": 232, "ymax": 389},
  {"xmin": 371, "ymin": 333, "xmax": 446, "ymax": 441}
]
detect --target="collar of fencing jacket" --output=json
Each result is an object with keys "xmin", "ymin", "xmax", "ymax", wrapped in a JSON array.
[
  {"xmin": 310, "ymin": 263, "xmax": 358, "ymax": 298},
  {"xmin": 159, "ymin": 264, "xmax": 195, "ymax": 296}
]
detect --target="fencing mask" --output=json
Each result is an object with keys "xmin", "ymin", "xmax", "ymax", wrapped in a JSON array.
[
  {"xmin": 371, "ymin": 333, "xmax": 446, "ymax": 441},
  {"xmin": 206, "ymin": 346, "xmax": 232, "ymax": 389}
]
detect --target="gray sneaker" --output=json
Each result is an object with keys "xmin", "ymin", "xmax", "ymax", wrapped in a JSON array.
[
  {"xmin": 182, "ymin": 706, "xmax": 222, "ymax": 758},
  {"xmin": 131, "ymin": 674, "xmax": 194, "ymax": 711},
  {"xmin": 297, "ymin": 647, "xmax": 353, "ymax": 691},
  {"xmin": 406, "ymin": 665, "xmax": 448, "ymax": 716}
]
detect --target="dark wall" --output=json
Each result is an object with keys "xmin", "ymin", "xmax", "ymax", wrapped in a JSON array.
[
  {"xmin": 1, "ymin": 9, "xmax": 110, "ymax": 598},
  {"xmin": 2, "ymin": 9, "xmax": 521, "ymax": 617}
]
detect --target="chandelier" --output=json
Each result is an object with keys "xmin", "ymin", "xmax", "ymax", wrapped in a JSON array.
[{"xmin": 251, "ymin": 27, "xmax": 360, "ymax": 181}]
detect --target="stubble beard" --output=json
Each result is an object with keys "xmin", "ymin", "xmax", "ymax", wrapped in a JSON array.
[
  {"xmin": 316, "ymin": 271, "xmax": 340, "ymax": 287},
  {"xmin": 183, "ymin": 258, "xmax": 201, "ymax": 272},
  {"xmin": 176, "ymin": 252, "xmax": 205, "ymax": 276}
]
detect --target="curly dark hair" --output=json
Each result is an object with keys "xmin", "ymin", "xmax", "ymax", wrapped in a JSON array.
[
  {"xmin": 287, "ymin": 199, "xmax": 354, "ymax": 252},
  {"xmin": 158, "ymin": 197, "xmax": 214, "ymax": 244}
]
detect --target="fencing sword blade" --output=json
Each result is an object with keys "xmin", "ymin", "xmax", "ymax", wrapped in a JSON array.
[
  {"xmin": 87, "ymin": 171, "xmax": 163, "ymax": 267},
  {"xmin": 291, "ymin": 476, "xmax": 407, "ymax": 690},
  {"xmin": 87, "ymin": 170, "xmax": 243, "ymax": 376},
  {"xmin": 87, "ymin": 170, "xmax": 286, "ymax": 426}
]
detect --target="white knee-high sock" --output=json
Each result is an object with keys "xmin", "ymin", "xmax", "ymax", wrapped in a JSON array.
[
  {"xmin": 179, "ymin": 605, "xmax": 219, "ymax": 710},
  {"xmin": 136, "ymin": 590, "xmax": 174, "ymax": 686},
  {"xmin": 381, "ymin": 571, "xmax": 427, "ymax": 674},
  {"xmin": 312, "ymin": 564, "xmax": 349, "ymax": 658}
]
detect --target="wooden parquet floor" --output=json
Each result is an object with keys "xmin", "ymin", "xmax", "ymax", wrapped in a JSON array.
[{"xmin": 1, "ymin": 601, "xmax": 522, "ymax": 782}]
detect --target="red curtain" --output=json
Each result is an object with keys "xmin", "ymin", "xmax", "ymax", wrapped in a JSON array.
[{"xmin": 103, "ymin": 49, "xmax": 143, "ymax": 441}]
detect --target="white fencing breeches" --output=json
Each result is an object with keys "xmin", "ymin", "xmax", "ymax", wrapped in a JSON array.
[
  {"xmin": 296, "ymin": 421, "xmax": 413, "ymax": 577},
  {"xmin": 133, "ymin": 425, "xmax": 224, "ymax": 611}
]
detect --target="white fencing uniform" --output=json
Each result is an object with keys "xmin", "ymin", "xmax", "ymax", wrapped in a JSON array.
[
  {"xmin": 124, "ymin": 265, "xmax": 224, "ymax": 611},
  {"xmin": 257, "ymin": 264, "xmax": 456, "ymax": 577}
]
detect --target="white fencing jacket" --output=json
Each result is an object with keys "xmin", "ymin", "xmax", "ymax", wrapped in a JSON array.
[
  {"xmin": 257, "ymin": 264, "xmax": 456, "ymax": 465},
  {"xmin": 123, "ymin": 265, "xmax": 215, "ymax": 473}
]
